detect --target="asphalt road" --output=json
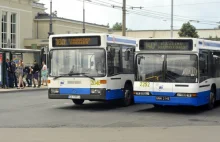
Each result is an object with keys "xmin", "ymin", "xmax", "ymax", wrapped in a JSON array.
[{"xmin": 0, "ymin": 90, "xmax": 220, "ymax": 128}]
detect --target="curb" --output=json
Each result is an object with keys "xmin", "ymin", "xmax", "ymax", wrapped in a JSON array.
[{"xmin": 0, "ymin": 88, "xmax": 48, "ymax": 93}]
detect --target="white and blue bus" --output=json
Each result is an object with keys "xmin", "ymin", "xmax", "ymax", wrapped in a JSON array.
[
  {"xmin": 134, "ymin": 38, "xmax": 220, "ymax": 110},
  {"xmin": 47, "ymin": 33, "xmax": 136, "ymax": 106}
]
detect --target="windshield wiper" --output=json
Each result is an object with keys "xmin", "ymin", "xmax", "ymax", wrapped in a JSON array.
[{"xmin": 53, "ymin": 73, "xmax": 95, "ymax": 80}]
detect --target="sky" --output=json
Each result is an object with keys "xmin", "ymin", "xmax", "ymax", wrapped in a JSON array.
[{"xmin": 39, "ymin": 0, "xmax": 220, "ymax": 30}]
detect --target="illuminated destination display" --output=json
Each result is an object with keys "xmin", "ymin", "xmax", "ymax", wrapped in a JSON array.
[
  {"xmin": 139, "ymin": 39, "xmax": 193, "ymax": 51},
  {"xmin": 52, "ymin": 36, "xmax": 101, "ymax": 47}
]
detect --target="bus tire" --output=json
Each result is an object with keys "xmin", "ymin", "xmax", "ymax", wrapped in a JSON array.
[
  {"xmin": 206, "ymin": 87, "xmax": 216, "ymax": 110},
  {"xmin": 120, "ymin": 83, "xmax": 133, "ymax": 107},
  {"xmin": 153, "ymin": 104, "xmax": 163, "ymax": 108},
  {"xmin": 72, "ymin": 99, "xmax": 84, "ymax": 105}
]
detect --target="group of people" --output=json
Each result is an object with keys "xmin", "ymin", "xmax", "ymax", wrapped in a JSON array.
[{"xmin": 5, "ymin": 59, "xmax": 48, "ymax": 89}]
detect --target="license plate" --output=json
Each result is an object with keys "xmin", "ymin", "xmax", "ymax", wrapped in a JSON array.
[
  {"xmin": 156, "ymin": 96, "xmax": 170, "ymax": 101},
  {"xmin": 68, "ymin": 95, "xmax": 81, "ymax": 99}
]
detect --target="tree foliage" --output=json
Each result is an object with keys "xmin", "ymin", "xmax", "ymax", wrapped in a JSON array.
[
  {"xmin": 112, "ymin": 22, "xmax": 128, "ymax": 31},
  {"xmin": 178, "ymin": 22, "xmax": 199, "ymax": 38}
]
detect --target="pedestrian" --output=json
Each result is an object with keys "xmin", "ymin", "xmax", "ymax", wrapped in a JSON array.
[
  {"xmin": 41, "ymin": 61, "xmax": 47, "ymax": 86},
  {"xmin": 25, "ymin": 66, "xmax": 32, "ymax": 87},
  {"xmin": 17, "ymin": 60, "xmax": 25, "ymax": 89},
  {"xmin": 32, "ymin": 60, "xmax": 40, "ymax": 88},
  {"xmin": 11, "ymin": 61, "xmax": 18, "ymax": 88},
  {"xmin": 5, "ymin": 58, "xmax": 10, "ymax": 89}
]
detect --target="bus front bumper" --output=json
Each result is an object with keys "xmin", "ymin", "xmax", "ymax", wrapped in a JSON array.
[
  {"xmin": 134, "ymin": 95, "xmax": 209, "ymax": 107},
  {"xmin": 48, "ymin": 88, "xmax": 106, "ymax": 101},
  {"xmin": 48, "ymin": 93, "xmax": 106, "ymax": 101}
]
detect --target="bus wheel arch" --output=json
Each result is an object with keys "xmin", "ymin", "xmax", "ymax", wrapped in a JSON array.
[{"xmin": 206, "ymin": 84, "xmax": 216, "ymax": 110}]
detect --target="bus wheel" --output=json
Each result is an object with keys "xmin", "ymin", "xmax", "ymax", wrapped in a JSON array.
[
  {"xmin": 121, "ymin": 84, "xmax": 132, "ymax": 107},
  {"xmin": 72, "ymin": 99, "xmax": 84, "ymax": 105},
  {"xmin": 206, "ymin": 88, "xmax": 216, "ymax": 110},
  {"xmin": 153, "ymin": 104, "xmax": 163, "ymax": 108}
]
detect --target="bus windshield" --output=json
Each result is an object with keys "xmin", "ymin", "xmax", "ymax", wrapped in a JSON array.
[
  {"xmin": 136, "ymin": 54, "xmax": 198, "ymax": 83},
  {"xmin": 50, "ymin": 49, "xmax": 106, "ymax": 77}
]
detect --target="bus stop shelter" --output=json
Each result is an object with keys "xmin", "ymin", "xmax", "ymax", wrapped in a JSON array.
[{"xmin": 0, "ymin": 48, "xmax": 44, "ymax": 88}]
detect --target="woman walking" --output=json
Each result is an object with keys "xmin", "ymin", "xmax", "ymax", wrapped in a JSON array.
[
  {"xmin": 17, "ymin": 60, "xmax": 25, "ymax": 89},
  {"xmin": 41, "ymin": 61, "xmax": 47, "ymax": 86}
]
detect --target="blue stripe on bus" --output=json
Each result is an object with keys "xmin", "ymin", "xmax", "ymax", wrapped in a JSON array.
[
  {"xmin": 105, "ymin": 89, "xmax": 124, "ymax": 100},
  {"xmin": 134, "ymin": 90, "xmax": 211, "ymax": 106},
  {"xmin": 107, "ymin": 36, "xmax": 136, "ymax": 45},
  {"xmin": 59, "ymin": 88, "xmax": 90, "ymax": 95}
]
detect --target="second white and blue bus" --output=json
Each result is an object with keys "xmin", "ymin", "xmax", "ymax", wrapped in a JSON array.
[{"xmin": 134, "ymin": 38, "xmax": 220, "ymax": 110}]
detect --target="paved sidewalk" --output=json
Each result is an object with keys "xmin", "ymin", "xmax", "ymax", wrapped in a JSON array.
[
  {"xmin": 0, "ymin": 85, "xmax": 47, "ymax": 93},
  {"xmin": 0, "ymin": 126, "xmax": 220, "ymax": 142}
]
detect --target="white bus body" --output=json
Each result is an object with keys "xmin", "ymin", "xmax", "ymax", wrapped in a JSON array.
[
  {"xmin": 134, "ymin": 38, "xmax": 220, "ymax": 109},
  {"xmin": 48, "ymin": 33, "xmax": 136, "ymax": 106}
]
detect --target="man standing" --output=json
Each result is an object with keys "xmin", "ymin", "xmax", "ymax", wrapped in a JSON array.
[
  {"xmin": 5, "ymin": 59, "xmax": 10, "ymax": 89},
  {"xmin": 10, "ymin": 61, "xmax": 17, "ymax": 88},
  {"xmin": 32, "ymin": 60, "xmax": 40, "ymax": 88}
]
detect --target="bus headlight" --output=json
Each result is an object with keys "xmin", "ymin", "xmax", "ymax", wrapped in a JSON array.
[
  {"xmin": 176, "ymin": 93, "xmax": 197, "ymax": 97},
  {"xmin": 91, "ymin": 88, "xmax": 106, "ymax": 95},
  {"xmin": 134, "ymin": 91, "xmax": 150, "ymax": 96},
  {"xmin": 50, "ymin": 88, "xmax": 59, "ymax": 94}
]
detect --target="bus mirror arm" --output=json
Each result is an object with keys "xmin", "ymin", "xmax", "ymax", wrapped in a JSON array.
[
  {"xmin": 124, "ymin": 50, "xmax": 130, "ymax": 61},
  {"xmin": 49, "ymin": 51, "xmax": 53, "ymax": 59}
]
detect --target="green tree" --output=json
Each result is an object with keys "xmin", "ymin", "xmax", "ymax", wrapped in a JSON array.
[
  {"xmin": 111, "ymin": 22, "xmax": 128, "ymax": 31},
  {"xmin": 178, "ymin": 22, "xmax": 199, "ymax": 38},
  {"xmin": 112, "ymin": 22, "xmax": 123, "ymax": 30}
]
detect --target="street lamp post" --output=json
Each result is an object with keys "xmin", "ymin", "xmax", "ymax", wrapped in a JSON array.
[
  {"xmin": 82, "ymin": 0, "xmax": 91, "ymax": 33},
  {"xmin": 48, "ymin": 0, "xmax": 54, "ymax": 38},
  {"xmin": 171, "ymin": 0, "xmax": 173, "ymax": 38}
]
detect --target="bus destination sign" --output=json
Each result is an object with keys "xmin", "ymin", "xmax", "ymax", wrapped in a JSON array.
[
  {"xmin": 139, "ymin": 39, "xmax": 193, "ymax": 51},
  {"xmin": 52, "ymin": 36, "xmax": 101, "ymax": 47}
]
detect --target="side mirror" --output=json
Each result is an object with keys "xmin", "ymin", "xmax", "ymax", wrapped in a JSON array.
[
  {"xmin": 124, "ymin": 51, "xmax": 130, "ymax": 61},
  {"xmin": 138, "ymin": 57, "xmax": 141, "ymax": 65}
]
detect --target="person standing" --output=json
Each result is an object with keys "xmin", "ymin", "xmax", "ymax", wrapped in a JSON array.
[
  {"xmin": 11, "ymin": 61, "xmax": 18, "ymax": 88},
  {"xmin": 17, "ymin": 60, "xmax": 24, "ymax": 89},
  {"xmin": 41, "ymin": 61, "xmax": 47, "ymax": 86},
  {"xmin": 5, "ymin": 59, "xmax": 10, "ymax": 89},
  {"xmin": 32, "ymin": 60, "xmax": 40, "ymax": 88}
]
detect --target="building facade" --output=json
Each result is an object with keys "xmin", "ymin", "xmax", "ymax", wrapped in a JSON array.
[{"xmin": 0, "ymin": 0, "xmax": 109, "ymax": 50}]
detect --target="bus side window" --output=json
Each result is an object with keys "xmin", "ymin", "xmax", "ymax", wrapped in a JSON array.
[
  {"xmin": 107, "ymin": 45, "xmax": 121, "ymax": 76},
  {"xmin": 199, "ymin": 51, "xmax": 208, "ymax": 82}
]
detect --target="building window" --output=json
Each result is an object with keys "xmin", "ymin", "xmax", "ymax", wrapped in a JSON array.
[
  {"xmin": 11, "ymin": 13, "xmax": 16, "ymax": 48},
  {"xmin": 1, "ymin": 11, "xmax": 7, "ymax": 48}
]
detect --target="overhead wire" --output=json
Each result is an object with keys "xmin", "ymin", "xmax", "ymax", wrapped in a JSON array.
[{"xmin": 75, "ymin": 0, "xmax": 220, "ymax": 26}]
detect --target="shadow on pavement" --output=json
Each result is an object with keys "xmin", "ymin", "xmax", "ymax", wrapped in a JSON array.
[
  {"xmin": 55, "ymin": 101, "xmax": 125, "ymax": 112},
  {"xmin": 135, "ymin": 103, "xmax": 220, "ymax": 115}
]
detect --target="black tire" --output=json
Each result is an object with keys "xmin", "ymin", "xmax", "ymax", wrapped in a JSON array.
[
  {"xmin": 120, "ymin": 84, "xmax": 133, "ymax": 107},
  {"xmin": 153, "ymin": 104, "xmax": 163, "ymax": 108},
  {"xmin": 206, "ymin": 87, "xmax": 216, "ymax": 110},
  {"xmin": 72, "ymin": 99, "xmax": 84, "ymax": 105}
]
